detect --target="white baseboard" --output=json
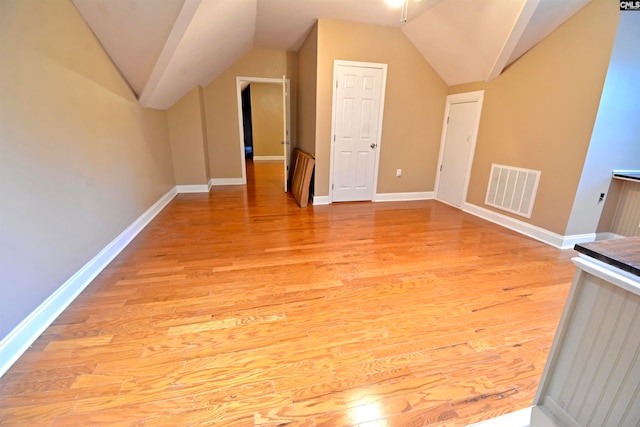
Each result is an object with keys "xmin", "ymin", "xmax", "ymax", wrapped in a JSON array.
[
  {"xmin": 253, "ymin": 156, "xmax": 284, "ymax": 161},
  {"xmin": 311, "ymin": 195, "xmax": 330, "ymax": 205},
  {"xmin": 176, "ymin": 184, "xmax": 209, "ymax": 193},
  {"xmin": 209, "ymin": 178, "xmax": 245, "ymax": 186},
  {"xmin": 462, "ymin": 202, "xmax": 595, "ymax": 250},
  {"xmin": 312, "ymin": 192, "xmax": 434, "ymax": 205},
  {"xmin": 0, "ymin": 187, "xmax": 178, "ymax": 377},
  {"xmin": 560, "ymin": 233, "xmax": 597, "ymax": 249},
  {"xmin": 373, "ymin": 191, "xmax": 434, "ymax": 202}
]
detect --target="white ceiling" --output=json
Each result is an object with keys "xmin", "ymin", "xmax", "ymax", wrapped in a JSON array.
[{"xmin": 73, "ymin": 0, "xmax": 591, "ymax": 110}]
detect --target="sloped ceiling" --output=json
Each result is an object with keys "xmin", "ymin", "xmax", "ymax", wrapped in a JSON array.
[{"xmin": 72, "ymin": 0, "xmax": 590, "ymax": 110}]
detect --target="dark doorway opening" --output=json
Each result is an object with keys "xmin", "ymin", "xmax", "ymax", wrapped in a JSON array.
[{"xmin": 241, "ymin": 85, "xmax": 253, "ymax": 160}]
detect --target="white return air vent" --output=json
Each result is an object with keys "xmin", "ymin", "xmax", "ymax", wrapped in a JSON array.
[{"xmin": 485, "ymin": 164, "xmax": 541, "ymax": 218}]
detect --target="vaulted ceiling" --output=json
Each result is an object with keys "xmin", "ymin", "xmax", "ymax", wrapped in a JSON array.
[{"xmin": 72, "ymin": 0, "xmax": 591, "ymax": 110}]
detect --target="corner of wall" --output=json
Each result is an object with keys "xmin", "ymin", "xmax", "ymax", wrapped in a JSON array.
[{"xmin": 166, "ymin": 87, "xmax": 209, "ymax": 186}]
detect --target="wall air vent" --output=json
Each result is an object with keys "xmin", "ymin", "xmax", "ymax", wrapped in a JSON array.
[{"xmin": 485, "ymin": 164, "xmax": 541, "ymax": 219}]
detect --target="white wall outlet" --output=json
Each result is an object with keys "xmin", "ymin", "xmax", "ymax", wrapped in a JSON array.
[{"xmin": 396, "ymin": 169, "xmax": 402, "ymax": 177}]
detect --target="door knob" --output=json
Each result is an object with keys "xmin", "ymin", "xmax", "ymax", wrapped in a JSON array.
[{"xmin": 370, "ymin": 143, "xmax": 377, "ymax": 149}]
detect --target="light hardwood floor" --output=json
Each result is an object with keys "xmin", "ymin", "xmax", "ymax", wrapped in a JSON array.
[{"xmin": 0, "ymin": 161, "xmax": 577, "ymax": 426}]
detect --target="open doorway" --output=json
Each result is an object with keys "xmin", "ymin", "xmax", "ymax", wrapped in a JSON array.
[
  {"xmin": 241, "ymin": 83, "xmax": 283, "ymax": 162},
  {"xmin": 235, "ymin": 76, "xmax": 291, "ymax": 192},
  {"xmin": 241, "ymin": 84, "xmax": 254, "ymax": 161}
]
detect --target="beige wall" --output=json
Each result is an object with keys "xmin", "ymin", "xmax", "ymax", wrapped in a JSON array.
[
  {"xmin": 459, "ymin": 0, "xmax": 619, "ymax": 235},
  {"xmin": 203, "ymin": 49, "xmax": 291, "ymax": 179},
  {"xmin": 0, "ymin": 0, "xmax": 175, "ymax": 339},
  {"xmin": 250, "ymin": 83, "xmax": 284, "ymax": 157},
  {"xmin": 315, "ymin": 20, "xmax": 448, "ymax": 197},
  {"xmin": 296, "ymin": 24, "xmax": 318, "ymax": 158},
  {"xmin": 167, "ymin": 86, "xmax": 208, "ymax": 185}
]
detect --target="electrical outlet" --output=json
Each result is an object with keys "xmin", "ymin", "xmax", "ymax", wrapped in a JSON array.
[{"xmin": 396, "ymin": 169, "xmax": 402, "ymax": 177}]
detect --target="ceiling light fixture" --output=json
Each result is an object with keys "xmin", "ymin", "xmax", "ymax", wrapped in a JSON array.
[
  {"xmin": 386, "ymin": 0, "xmax": 410, "ymax": 23},
  {"xmin": 400, "ymin": 0, "xmax": 409, "ymax": 23}
]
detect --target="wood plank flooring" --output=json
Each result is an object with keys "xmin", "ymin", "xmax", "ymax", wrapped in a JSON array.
[{"xmin": 0, "ymin": 161, "xmax": 578, "ymax": 426}]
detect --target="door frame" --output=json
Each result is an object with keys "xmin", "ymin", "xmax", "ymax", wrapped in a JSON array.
[
  {"xmin": 235, "ymin": 76, "xmax": 290, "ymax": 186},
  {"xmin": 329, "ymin": 60, "xmax": 388, "ymax": 203},
  {"xmin": 434, "ymin": 90, "xmax": 484, "ymax": 208}
]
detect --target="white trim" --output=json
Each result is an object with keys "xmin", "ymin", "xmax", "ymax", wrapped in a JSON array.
[
  {"xmin": 253, "ymin": 156, "xmax": 284, "ymax": 161},
  {"xmin": 209, "ymin": 178, "xmax": 245, "ymax": 186},
  {"xmin": 311, "ymin": 195, "xmax": 330, "ymax": 205},
  {"xmin": 329, "ymin": 60, "xmax": 388, "ymax": 203},
  {"xmin": 373, "ymin": 192, "xmax": 434, "ymax": 202},
  {"xmin": 0, "ymin": 188, "xmax": 178, "ymax": 377},
  {"xmin": 176, "ymin": 184, "xmax": 209, "ymax": 193},
  {"xmin": 235, "ymin": 76, "xmax": 290, "ymax": 188},
  {"xmin": 434, "ymin": 90, "xmax": 484, "ymax": 207},
  {"xmin": 574, "ymin": 255, "xmax": 640, "ymax": 296},
  {"xmin": 462, "ymin": 202, "xmax": 595, "ymax": 249},
  {"xmin": 559, "ymin": 233, "xmax": 596, "ymax": 249}
]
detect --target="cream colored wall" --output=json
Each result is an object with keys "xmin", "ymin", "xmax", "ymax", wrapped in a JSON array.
[
  {"xmin": 250, "ymin": 83, "xmax": 284, "ymax": 157},
  {"xmin": 315, "ymin": 20, "xmax": 448, "ymax": 197},
  {"xmin": 295, "ymin": 25, "xmax": 318, "ymax": 158},
  {"xmin": 167, "ymin": 86, "xmax": 208, "ymax": 184},
  {"xmin": 203, "ymin": 49, "xmax": 288, "ymax": 179},
  {"xmin": 460, "ymin": 0, "xmax": 619, "ymax": 235},
  {"xmin": 0, "ymin": 1, "xmax": 175, "ymax": 339}
]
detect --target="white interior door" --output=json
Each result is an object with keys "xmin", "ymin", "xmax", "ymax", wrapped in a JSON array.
[
  {"xmin": 436, "ymin": 100, "xmax": 481, "ymax": 207},
  {"xmin": 282, "ymin": 77, "xmax": 291, "ymax": 192},
  {"xmin": 331, "ymin": 63, "xmax": 386, "ymax": 202}
]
